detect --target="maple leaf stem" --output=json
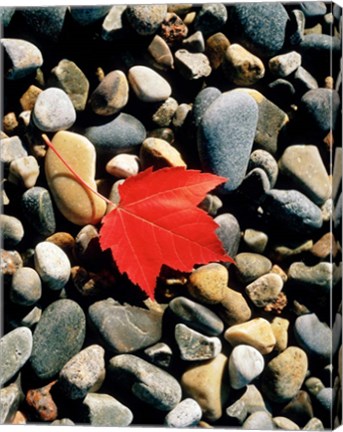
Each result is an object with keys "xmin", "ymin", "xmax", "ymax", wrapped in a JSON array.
[{"xmin": 42, "ymin": 133, "xmax": 113, "ymax": 206}]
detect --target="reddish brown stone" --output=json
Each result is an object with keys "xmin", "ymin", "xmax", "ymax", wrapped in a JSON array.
[
  {"xmin": 205, "ymin": 33, "xmax": 230, "ymax": 69},
  {"xmin": 26, "ymin": 380, "xmax": 58, "ymax": 422},
  {"xmin": 310, "ymin": 232, "xmax": 337, "ymax": 259},
  {"xmin": 11, "ymin": 410, "xmax": 27, "ymax": 425},
  {"xmin": 1, "ymin": 250, "xmax": 23, "ymax": 276},
  {"xmin": 160, "ymin": 13, "xmax": 188, "ymax": 46},
  {"xmin": 264, "ymin": 291, "xmax": 288, "ymax": 314},
  {"xmin": 20, "ymin": 85, "xmax": 43, "ymax": 111}
]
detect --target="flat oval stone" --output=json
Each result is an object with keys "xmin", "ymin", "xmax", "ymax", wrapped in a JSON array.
[
  {"xmin": 269, "ymin": 51, "xmax": 302, "ymax": 77},
  {"xmin": 70, "ymin": 6, "xmax": 111, "ymax": 25},
  {"xmin": 109, "ymin": 354, "xmax": 182, "ymax": 411},
  {"xmin": 214, "ymin": 213, "xmax": 241, "ymax": 257},
  {"xmin": 32, "ymin": 88, "xmax": 76, "ymax": 132},
  {"xmin": 128, "ymin": 65, "xmax": 171, "ymax": 102},
  {"xmin": 198, "ymin": 91, "xmax": 258, "ymax": 192},
  {"xmin": 45, "ymin": 131, "xmax": 106, "ymax": 226},
  {"xmin": 0, "ymin": 215, "xmax": 24, "ymax": 248},
  {"xmin": 30, "ymin": 299, "xmax": 86, "ymax": 380},
  {"xmin": 248, "ymin": 149, "xmax": 278, "ymax": 188},
  {"xmin": 262, "ymin": 346, "xmax": 308, "ymax": 403},
  {"xmin": 188, "ymin": 263, "xmax": 228, "ymax": 304},
  {"xmin": 20, "ymin": 7, "xmax": 67, "ymax": 42},
  {"xmin": 34, "ymin": 242, "xmax": 71, "ymax": 290},
  {"xmin": 229, "ymin": 345, "xmax": 264, "ymax": 389},
  {"xmin": 165, "ymin": 398, "xmax": 202, "ymax": 427},
  {"xmin": 193, "ymin": 87, "xmax": 221, "ymax": 127},
  {"xmin": 88, "ymin": 298, "xmax": 163, "ymax": 353},
  {"xmin": 1, "ymin": 38, "xmax": 43, "ymax": 80},
  {"xmin": 0, "ymin": 327, "xmax": 32, "ymax": 387},
  {"xmin": 21, "ymin": 187, "xmax": 56, "ymax": 236},
  {"xmin": 246, "ymin": 273, "xmax": 284, "ymax": 308},
  {"xmin": 140, "ymin": 137, "xmax": 186, "ymax": 169},
  {"xmin": 10, "ymin": 267, "xmax": 42, "ymax": 306},
  {"xmin": 235, "ymin": 252, "xmax": 272, "ymax": 284},
  {"xmin": 126, "ymin": 5, "xmax": 167, "ymax": 35},
  {"xmin": 217, "ymin": 287, "xmax": 252, "ymax": 326}
]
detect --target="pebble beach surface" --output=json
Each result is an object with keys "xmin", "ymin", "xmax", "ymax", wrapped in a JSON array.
[{"xmin": 0, "ymin": 3, "xmax": 342, "ymax": 429}]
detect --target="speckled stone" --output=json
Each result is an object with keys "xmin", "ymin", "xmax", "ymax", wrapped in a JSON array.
[
  {"xmin": 8, "ymin": 156, "xmax": 40, "ymax": 189},
  {"xmin": 243, "ymin": 229, "xmax": 268, "ymax": 253},
  {"xmin": 229, "ymin": 345, "xmax": 264, "ymax": 389},
  {"xmin": 172, "ymin": 103, "xmax": 192, "ymax": 128},
  {"xmin": 69, "ymin": 6, "xmax": 111, "ymax": 25},
  {"xmin": 0, "ymin": 136, "xmax": 28, "ymax": 165},
  {"xmin": 300, "ymin": 2, "xmax": 327, "ymax": 17},
  {"xmin": 3, "ymin": 112, "xmax": 18, "ymax": 134},
  {"xmin": 165, "ymin": 398, "xmax": 202, "ymax": 427},
  {"xmin": 21, "ymin": 187, "xmax": 56, "ymax": 236},
  {"xmin": 217, "ymin": 287, "xmax": 252, "ymax": 326},
  {"xmin": 248, "ymin": 149, "xmax": 278, "ymax": 188},
  {"xmin": 188, "ymin": 263, "xmax": 228, "ymax": 304},
  {"xmin": 0, "ymin": 249, "xmax": 23, "ymax": 277},
  {"xmin": 152, "ymin": 98, "xmax": 178, "ymax": 127},
  {"xmin": 81, "ymin": 393, "xmax": 133, "ymax": 426},
  {"xmin": 246, "ymin": 273, "xmax": 283, "ymax": 308},
  {"xmin": 26, "ymin": 380, "xmax": 58, "ymax": 422},
  {"xmin": 193, "ymin": 4, "xmax": 228, "ymax": 36},
  {"xmin": 126, "ymin": 5, "xmax": 167, "ymax": 35},
  {"xmin": 269, "ymin": 51, "xmax": 302, "ymax": 77},
  {"xmin": 140, "ymin": 137, "xmax": 186, "ymax": 170},
  {"xmin": 214, "ymin": 213, "xmax": 241, "ymax": 258},
  {"xmin": 242, "ymin": 411, "xmax": 274, "ymax": 430},
  {"xmin": 271, "ymin": 317, "xmax": 289, "ymax": 352},
  {"xmin": 159, "ymin": 12, "xmax": 189, "ymax": 47},
  {"xmin": 10, "ymin": 267, "xmax": 42, "ymax": 306},
  {"xmin": 235, "ymin": 252, "xmax": 272, "ymax": 284},
  {"xmin": 19, "ymin": 85, "xmax": 42, "ymax": 111},
  {"xmin": 20, "ymin": 7, "xmax": 66, "ymax": 41},
  {"xmin": 175, "ymin": 49, "xmax": 212, "ymax": 80},
  {"xmin": 1, "ymin": 215, "xmax": 24, "ymax": 248},
  {"xmin": 193, "ymin": 87, "xmax": 221, "ymax": 128}
]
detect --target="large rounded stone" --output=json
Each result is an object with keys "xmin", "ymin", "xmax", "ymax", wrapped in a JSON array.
[{"xmin": 193, "ymin": 87, "xmax": 221, "ymax": 127}]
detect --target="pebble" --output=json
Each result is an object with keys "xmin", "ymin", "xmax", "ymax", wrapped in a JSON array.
[
  {"xmin": 34, "ymin": 242, "xmax": 70, "ymax": 290},
  {"xmin": 105, "ymin": 154, "xmax": 140, "ymax": 178},
  {"xmin": 152, "ymin": 97, "xmax": 178, "ymax": 127},
  {"xmin": 140, "ymin": 137, "xmax": 186, "ymax": 170},
  {"xmin": 242, "ymin": 411, "xmax": 274, "ymax": 430},
  {"xmin": 1, "ymin": 215, "xmax": 24, "ymax": 248},
  {"xmin": 1, "ymin": 249, "xmax": 23, "ymax": 277},
  {"xmin": 288, "ymin": 262, "xmax": 332, "ymax": 294},
  {"xmin": 10, "ymin": 267, "xmax": 42, "ymax": 306},
  {"xmin": 128, "ymin": 65, "xmax": 171, "ymax": 103},
  {"xmin": 243, "ymin": 229, "xmax": 268, "ymax": 253},
  {"xmin": 0, "ymin": 8, "xmax": 15, "ymax": 27},
  {"xmin": 246, "ymin": 273, "xmax": 284, "ymax": 308},
  {"xmin": 160, "ymin": 13, "xmax": 188, "ymax": 47},
  {"xmin": 316, "ymin": 387, "xmax": 333, "ymax": 412},
  {"xmin": 229, "ymin": 3, "xmax": 289, "ymax": 57},
  {"xmin": 271, "ymin": 317, "xmax": 289, "ymax": 352},
  {"xmin": 101, "ymin": 5, "xmax": 128, "ymax": 41},
  {"xmin": 223, "ymin": 44, "xmax": 265, "ymax": 86},
  {"xmin": 224, "ymin": 318, "xmax": 276, "ymax": 355},
  {"xmin": 240, "ymin": 168, "xmax": 271, "ymax": 201},
  {"xmin": 198, "ymin": 91, "xmax": 258, "ymax": 192},
  {"xmin": 269, "ymin": 51, "xmax": 302, "ymax": 77},
  {"xmin": 8, "ymin": 155, "xmax": 40, "ymax": 189},
  {"xmin": 11, "ymin": 306, "xmax": 42, "ymax": 330},
  {"xmin": 199, "ymin": 193, "xmax": 223, "ymax": 216},
  {"xmin": 26, "ymin": 380, "xmax": 58, "ymax": 422},
  {"xmin": 165, "ymin": 398, "xmax": 202, "ymax": 427},
  {"xmin": 305, "ymin": 377, "xmax": 325, "ymax": 396},
  {"xmin": 0, "ymin": 136, "xmax": 28, "ymax": 165},
  {"xmin": 262, "ymin": 346, "xmax": 308, "ymax": 403},
  {"xmin": 148, "ymin": 35, "xmax": 174, "ymax": 70},
  {"xmin": 84, "ymin": 113, "xmax": 146, "ymax": 157},
  {"xmin": 303, "ymin": 417, "xmax": 324, "ymax": 430},
  {"xmin": 0, "ymin": 383, "xmax": 22, "ymax": 424},
  {"xmin": 20, "ymin": 7, "xmax": 66, "ymax": 41},
  {"xmin": 294, "ymin": 313, "xmax": 332, "ymax": 361},
  {"xmin": 273, "ymin": 416, "xmax": 300, "ymax": 430},
  {"xmin": 3, "ymin": 112, "xmax": 18, "ymax": 134},
  {"xmin": 0, "ymin": 327, "xmax": 32, "ymax": 387},
  {"xmin": 182, "ymin": 31, "xmax": 205, "ymax": 53},
  {"xmin": 69, "ymin": 6, "xmax": 111, "ymax": 25},
  {"xmin": 144, "ymin": 342, "xmax": 173, "ymax": 368},
  {"xmin": 81, "ymin": 393, "xmax": 133, "ymax": 426},
  {"xmin": 193, "ymin": 4, "xmax": 228, "ymax": 36},
  {"xmin": 293, "ymin": 66, "xmax": 318, "ymax": 93},
  {"xmin": 45, "ymin": 131, "xmax": 107, "ymax": 225},
  {"xmin": 175, "ymin": 323, "xmax": 222, "ymax": 361},
  {"xmin": 51, "ymin": 418, "xmax": 75, "ymax": 426},
  {"xmin": 229, "ymin": 345, "xmax": 264, "ymax": 389},
  {"xmin": 109, "ymin": 354, "xmax": 182, "ymax": 411},
  {"xmin": 29, "ymin": 299, "xmax": 86, "ymax": 379},
  {"xmin": 193, "ymin": 87, "xmax": 221, "ymax": 128},
  {"xmin": 172, "ymin": 103, "xmax": 192, "ymax": 128},
  {"xmin": 214, "ymin": 213, "xmax": 241, "ymax": 258},
  {"xmin": 228, "ymin": 384, "xmax": 269, "ymax": 423},
  {"xmin": 90, "ymin": 70, "xmax": 128, "ymax": 116},
  {"xmin": 125, "ymin": 5, "xmax": 167, "ymax": 35},
  {"xmin": 59, "ymin": 345, "xmax": 105, "ymax": 399},
  {"xmin": 280, "ymin": 390, "xmax": 314, "ymax": 426},
  {"xmin": 268, "ymin": 78, "xmax": 296, "ymax": 108},
  {"xmin": 279, "ymin": 145, "xmax": 331, "ymax": 205},
  {"xmin": 175, "ymin": 49, "xmax": 212, "ymax": 80},
  {"xmin": 88, "ymin": 298, "xmax": 163, "ymax": 353},
  {"xmin": 1, "ymin": 38, "xmax": 43, "ymax": 80},
  {"xmin": 169, "ymin": 296, "xmax": 224, "ymax": 336},
  {"xmin": 234, "ymin": 252, "xmax": 272, "ymax": 284},
  {"xmin": 217, "ymin": 287, "xmax": 252, "ymax": 326},
  {"xmin": 50, "ymin": 59, "xmax": 90, "ymax": 111},
  {"xmin": 289, "ymin": 9, "xmax": 305, "ymax": 46},
  {"xmin": 74, "ymin": 224, "xmax": 101, "ymax": 264},
  {"xmin": 300, "ymin": 2, "xmax": 327, "ymax": 17},
  {"xmin": 188, "ymin": 263, "xmax": 227, "ymax": 304},
  {"xmin": 181, "ymin": 353, "xmax": 228, "ymax": 421},
  {"xmin": 21, "ymin": 187, "xmax": 56, "ymax": 236},
  {"xmin": 263, "ymin": 189, "xmax": 323, "ymax": 233},
  {"xmin": 19, "ymin": 85, "xmax": 42, "ymax": 111},
  {"xmin": 205, "ymin": 32, "xmax": 230, "ymax": 69}
]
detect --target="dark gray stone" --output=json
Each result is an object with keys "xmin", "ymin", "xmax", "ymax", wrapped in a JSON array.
[
  {"xmin": 0, "ymin": 383, "xmax": 22, "ymax": 424},
  {"xmin": 10, "ymin": 267, "xmax": 42, "ymax": 306},
  {"xmin": 192, "ymin": 87, "xmax": 221, "ymax": 127},
  {"xmin": 70, "ymin": 6, "xmax": 111, "ymax": 25},
  {"xmin": 235, "ymin": 252, "xmax": 272, "ymax": 284},
  {"xmin": 144, "ymin": 342, "xmax": 173, "ymax": 368},
  {"xmin": 249, "ymin": 150, "xmax": 278, "ymax": 188},
  {"xmin": 214, "ymin": 213, "xmax": 241, "ymax": 258},
  {"xmin": 126, "ymin": 5, "xmax": 167, "ymax": 36},
  {"xmin": 0, "ymin": 215, "xmax": 24, "ymax": 247},
  {"xmin": 20, "ymin": 7, "xmax": 67, "ymax": 42},
  {"xmin": 0, "ymin": 7, "xmax": 15, "ymax": 27},
  {"xmin": 21, "ymin": 187, "xmax": 56, "ymax": 236},
  {"xmin": 169, "ymin": 296, "xmax": 224, "ymax": 336},
  {"xmin": 165, "ymin": 398, "xmax": 202, "ymax": 427},
  {"xmin": 81, "ymin": 393, "xmax": 133, "ymax": 426},
  {"xmin": 193, "ymin": 4, "xmax": 228, "ymax": 36},
  {"xmin": 109, "ymin": 354, "xmax": 182, "ymax": 410},
  {"xmin": 88, "ymin": 298, "xmax": 163, "ymax": 353},
  {"xmin": 0, "ymin": 136, "xmax": 28, "ymax": 165},
  {"xmin": 288, "ymin": 9, "xmax": 305, "ymax": 46},
  {"xmin": 197, "ymin": 91, "xmax": 258, "ymax": 192},
  {"xmin": 300, "ymin": 2, "xmax": 327, "ymax": 17},
  {"xmin": 30, "ymin": 299, "xmax": 86, "ymax": 379}
]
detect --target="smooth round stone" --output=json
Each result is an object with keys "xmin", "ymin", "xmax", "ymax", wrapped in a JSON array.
[
  {"xmin": 90, "ymin": 70, "xmax": 128, "ymax": 116},
  {"xmin": 300, "ymin": 2, "xmax": 327, "ymax": 17},
  {"xmin": 50, "ymin": 59, "xmax": 89, "ymax": 111},
  {"xmin": 229, "ymin": 3, "xmax": 289, "ymax": 57},
  {"xmin": 0, "ymin": 327, "xmax": 32, "ymax": 387},
  {"xmin": 30, "ymin": 299, "xmax": 86, "ymax": 379},
  {"xmin": 205, "ymin": 32, "xmax": 230, "ymax": 69},
  {"xmin": 223, "ymin": 44, "xmax": 265, "ymax": 85},
  {"xmin": 1, "ymin": 215, "xmax": 24, "ymax": 248},
  {"xmin": 175, "ymin": 323, "xmax": 222, "ymax": 361},
  {"xmin": 289, "ymin": 9, "xmax": 305, "ymax": 46},
  {"xmin": 45, "ymin": 131, "xmax": 106, "ymax": 226},
  {"xmin": 181, "ymin": 353, "xmax": 228, "ymax": 421},
  {"xmin": 235, "ymin": 252, "xmax": 272, "ymax": 284},
  {"xmin": 165, "ymin": 398, "xmax": 202, "ymax": 427},
  {"xmin": 10, "ymin": 267, "xmax": 42, "ymax": 306},
  {"xmin": 229, "ymin": 345, "xmax": 264, "ymax": 390},
  {"xmin": 144, "ymin": 342, "xmax": 173, "ymax": 368},
  {"xmin": 32, "ymin": 88, "xmax": 76, "ymax": 133},
  {"xmin": 269, "ymin": 51, "xmax": 302, "ymax": 77},
  {"xmin": 264, "ymin": 189, "xmax": 323, "ymax": 232},
  {"xmin": 316, "ymin": 388, "xmax": 332, "ymax": 412},
  {"xmin": 305, "ymin": 377, "xmax": 325, "ymax": 396},
  {"xmin": 152, "ymin": 98, "xmax": 178, "ymax": 127},
  {"xmin": 106, "ymin": 154, "xmax": 140, "ymax": 178},
  {"xmin": 193, "ymin": 4, "xmax": 227, "ymax": 36},
  {"xmin": 21, "ymin": 187, "xmax": 56, "ymax": 236},
  {"xmin": 59, "ymin": 344, "xmax": 105, "ymax": 399},
  {"xmin": 20, "ymin": 7, "xmax": 66, "ymax": 41},
  {"xmin": 9, "ymin": 156, "xmax": 40, "ymax": 189},
  {"xmin": 217, "ymin": 287, "xmax": 252, "ymax": 326},
  {"xmin": 182, "ymin": 31, "xmax": 205, "ymax": 53},
  {"xmin": 262, "ymin": 347, "xmax": 308, "ymax": 403},
  {"xmin": 34, "ymin": 242, "xmax": 70, "ymax": 290},
  {"xmin": 140, "ymin": 137, "xmax": 186, "ymax": 170},
  {"xmin": 81, "ymin": 393, "xmax": 133, "ymax": 426},
  {"xmin": 242, "ymin": 411, "xmax": 274, "ymax": 430},
  {"xmin": 224, "ymin": 318, "xmax": 276, "ymax": 355},
  {"xmin": 273, "ymin": 416, "xmax": 300, "ymax": 430},
  {"xmin": 198, "ymin": 91, "xmax": 258, "ymax": 192},
  {"xmin": 214, "ymin": 213, "xmax": 241, "ymax": 258},
  {"xmin": 0, "ymin": 383, "xmax": 21, "ymax": 424},
  {"xmin": 101, "ymin": 5, "xmax": 128, "ymax": 41},
  {"xmin": 126, "ymin": 5, "xmax": 167, "ymax": 35},
  {"xmin": 109, "ymin": 354, "xmax": 182, "ymax": 411},
  {"xmin": 88, "ymin": 298, "xmax": 163, "ymax": 353},
  {"xmin": 148, "ymin": 34, "xmax": 174, "ymax": 70},
  {"xmin": 0, "ymin": 8, "xmax": 15, "ymax": 27},
  {"xmin": 84, "ymin": 113, "xmax": 146, "ymax": 157},
  {"xmin": 246, "ymin": 273, "xmax": 284, "ymax": 308},
  {"xmin": 243, "ymin": 229, "xmax": 268, "ymax": 253},
  {"xmin": 294, "ymin": 313, "xmax": 332, "ymax": 361},
  {"xmin": 188, "ymin": 263, "xmax": 228, "ymax": 304},
  {"xmin": 169, "ymin": 296, "xmax": 224, "ymax": 336},
  {"xmin": 1, "ymin": 136, "xmax": 28, "ymax": 165},
  {"xmin": 175, "ymin": 49, "xmax": 212, "ymax": 80},
  {"xmin": 193, "ymin": 87, "xmax": 221, "ymax": 128},
  {"xmin": 199, "ymin": 193, "xmax": 223, "ymax": 216},
  {"xmin": 1, "ymin": 38, "xmax": 43, "ymax": 80},
  {"xmin": 70, "ymin": 6, "xmax": 111, "ymax": 25},
  {"xmin": 248, "ymin": 150, "xmax": 278, "ymax": 188},
  {"xmin": 271, "ymin": 317, "xmax": 289, "ymax": 352},
  {"xmin": 303, "ymin": 417, "xmax": 324, "ymax": 430}
]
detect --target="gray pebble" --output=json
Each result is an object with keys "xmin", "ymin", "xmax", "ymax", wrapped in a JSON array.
[
  {"xmin": 9, "ymin": 306, "xmax": 42, "ymax": 330},
  {"xmin": 81, "ymin": 393, "xmax": 133, "ymax": 426},
  {"xmin": 235, "ymin": 252, "xmax": 272, "ymax": 284},
  {"xmin": 199, "ymin": 193, "xmax": 223, "ymax": 216},
  {"xmin": 300, "ymin": 2, "xmax": 327, "ymax": 17},
  {"xmin": 193, "ymin": 4, "xmax": 228, "ymax": 36},
  {"xmin": 246, "ymin": 273, "xmax": 284, "ymax": 308},
  {"xmin": 243, "ymin": 229, "xmax": 268, "ymax": 253},
  {"xmin": 8, "ymin": 155, "xmax": 40, "ymax": 189},
  {"xmin": 10, "ymin": 267, "xmax": 42, "ymax": 306},
  {"xmin": 214, "ymin": 213, "xmax": 241, "ymax": 258},
  {"xmin": 0, "ymin": 383, "xmax": 22, "ymax": 424},
  {"xmin": 169, "ymin": 296, "xmax": 224, "ymax": 336},
  {"xmin": 243, "ymin": 411, "xmax": 275, "ymax": 430},
  {"xmin": 1, "ymin": 215, "xmax": 24, "ymax": 248},
  {"xmin": 288, "ymin": 261, "xmax": 333, "ymax": 295},
  {"xmin": 70, "ymin": 6, "xmax": 111, "ymax": 25},
  {"xmin": 109, "ymin": 354, "xmax": 182, "ymax": 410},
  {"xmin": 175, "ymin": 49, "xmax": 212, "ymax": 80},
  {"xmin": 126, "ymin": 5, "xmax": 167, "ymax": 35},
  {"xmin": 315, "ymin": 388, "xmax": 332, "ymax": 412},
  {"xmin": 101, "ymin": 5, "xmax": 128, "ymax": 41},
  {"xmin": 182, "ymin": 31, "xmax": 205, "ymax": 53},
  {"xmin": 0, "ymin": 8, "xmax": 15, "ymax": 27},
  {"xmin": 0, "ymin": 327, "xmax": 32, "ymax": 387},
  {"xmin": 229, "ymin": 345, "xmax": 264, "ymax": 389},
  {"xmin": 288, "ymin": 9, "xmax": 305, "ymax": 46},
  {"xmin": 249, "ymin": 149, "xmax": 278, "ymax": 188},
  {"xmin": 30, "ymin": 299, "xmax": 86, "ymax": 379},
  {"xmin": 51, "ymin": 418, "xmax": 75, "ymax": 426},
  {"xmin": 144, "ymin": 342, "xmax": 173, "ymax": 368},
  {"xmin": 0, "ymin": 136, "xmax": 28, "ymax": 165},
  {"xmin": 193, "ymin": 87, "xmax": 221, "ymax": 127},
  {"xmin": 293, "ymin": 66, "xmax": 318, "ymax": 93},
  {"xmin": 165, "ymin": 398, "xmax": 202, "ymax": 427},
  {"xmin": 32, "ymin": 88, "xmax": 76, "ymax": 132},
  {"xmin": 20, "ymin": 7, "xmax": 67, "ymax": 42},
  {"xmin": 21, "ymin": 187, "xmax": 56, "ymax": 236}
]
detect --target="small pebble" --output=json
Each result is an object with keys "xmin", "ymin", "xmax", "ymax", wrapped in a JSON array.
[
  {"xmin": 217, "ymin": 287, "xmax": 252, "ymax": 326},
  {"xmin": 243, "ymin": 229, "xmax": 268, "ymax": 253},
  {"xmin": 198, "ymin": 193, "xmax": 223, "ymax": 216},
  {"xmin": 101, "ymin": 5, "xmax": 128, "ymax": 41},
  {"xmin": 19, "ymin": 85, "xmax": 42, "ymax": 111},
  {"xmin": 235, "ymin": 252, "xmax": 272, "ymax": 284},
  {"xmin": 214, "ymin": 213, "xmax": 241, "ymax": 257},
  {"xmin": 242, "ymin": 411, "xmax": 274, "ymax": 430},
  {"xmin": 8, "ymin": 156, "xmax": 40, "ymax": 189},
  {"xmin": 128, "ymin": 65, "xmax": 171, "ymax": 102},
  {"xmin": 10, "ymin": 267, "xmax": 42, "ymax": 306},
  {"xmin": 1, "ymin": 249, "xmax": 23, "ymax": 277},
  {"xmin": 126, "ymin": 5, "xmax": 167, "ymax": 36},
  {"xmin": 140, "ymin": 137, "xmax": 186, "ymax": 169},
  {"xmin": 21, "ymin": 187, "xmax": 56, "ymax": 236},
  {"xmin": 165, "ymin": 398, "xmax": 202, "ymax": 427},
  {"xmin": 0, "ymin": 383, "xmax": 22, "ymax": 424},
  {"xmin": 273, "ymin": 416, "xmax": 300, "ymax": 430},
  {"xmin": 303, "ymin": 417, "xmax": 325, "ymax": 430},
  {"xmin": 246, "ymin": 273, "xmax": 283, "ymax": 308},
  {"xmin": 288, "ymin": 261, "xmax": 333, "ymax": 294},
  {"xmin": 159, "ymin": 12, "xmax": 188, "ymax": 46},
  {"xmin": 144, "ymin": 342, "xmax": 173, "ymax": 368},
  {"xmin": 271, "ymin": 317, "xmax": 289, "ymax": 352},
  {"xmin": 152, "ymin": 98, "xmax": 178, "ymax": 127},
  {"xmin": 182, "ymin": 31, "xmax": 205, "ymax": 53},
  {"xmin": 81, "ymin": 393, "xmax": 133, "ymax": 426},
  {"xmin": 289, "ymin": 9, "xmax": 305, "ymax": 46},
  {"xmin": 0, "ymin": 136, "xmax": 28, "ymax": 165},
  {"xmin": 305, "ymin": 377, "xmax": 325, "ymax": 396},
  {"xmin": 193, "ymin": 4, "xmax": 228, "ymax": 36},
  {"xmin": 3, "ymin": 112, "xmax": 18, "ymax": 134},
  {"xmin": 20, "ymin": 7, "xmax": 67, "ymax": 42},
  {"xmin": 175, "ymin": 49, "xmax": 212, "ymax": 80},
  {"xmin": 0, "ymin": 215, "xmax": 24, "ymax": 248},
  {"xmin": 26, "ymin": 380, "xmax": 58, "ymax": 422},
  {"xmin": 69, "ymin": 6, "xmax": 111, "ymax": 25},
  {"xmin": 148, "ymin": 34, "xmax": 174, "ymax": 69},
  {"xmin": 229, "ymin": 345, "xmax": 264, "ymax": 389},
  {"xmin": 106, "ymin": 154, "xmax": 140, "ymax": 178},
  {"xmin": 269, "ymin": 51, "xmax": 302, "ymax": 77},
  {"xmin": 188, "ymin": 263, "xmax": 228, "ymax": 304},
  {"xmin": 172, "ymin": 103, "xmax": 192, "ymax": 128}
]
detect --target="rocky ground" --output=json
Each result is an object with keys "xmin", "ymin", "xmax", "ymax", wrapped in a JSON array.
[{"xmin": 0, "ymin": 2, "xmax": 342, "ymax": 429}]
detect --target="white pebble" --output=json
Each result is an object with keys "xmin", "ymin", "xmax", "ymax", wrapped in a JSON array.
[
  {"xmin": 106, "ymin": 154, "xmax": 140, "ymax": 178},
  {"xmin": 229, "ymin": 344, "xmax": 264, "ymax": 389}
]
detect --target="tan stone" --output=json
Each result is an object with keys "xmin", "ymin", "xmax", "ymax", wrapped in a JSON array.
[
  {"xmin": 205, "ymin": 33, "xmax": 230, "ymax": 69},
  {"xmin": 20, "ymin": 85, "xmax": 42, "ymax": 111},
  {"xmin": 140, "ymin": 137, "xmax": 186, "ymax": 170},
  {"xmin": 45, "ymin": 131, "xmax": 106, "ymax": 225},
  {"xmin": 269, "ymin": 264, "xmax": 288, "ymax": 282},
  {"xmin": 217, "ymin": 287, "xmax": 251, "ymax": 326},
  {"xmin": 106, "ymin": 154, "xmax": 140, "ymax": 178},
  {"xmin": 188, "ymin": 263, "xmax": 228, "ymax": 304},
  {"xmin": 311, "ymin": 232, "xmax": 337, "ymax": 259},
  {"xmin": 8, "ymin": 156, "xmax": 40, "ymax": 189},
  {"xmin": 224, "ymin": 318, "xmax": 276, "ymax": 355},
  {"xmin": 148, "ymin": 34, "xmax": 174, "ymax": 69},
  {"xmin": 271, "ymin": 317, "xmax": 289, "ymax": 352},
  {"xmin": 3, "ymin": 112, "xmax": 18, "ymax": 134},
  {"xmin": 181, "ymin": 353, "xmax": 228, "ymax": 421},
  {"xmin": 246, "ymin": 273, "xmax": 284, "ymax": 308}
]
